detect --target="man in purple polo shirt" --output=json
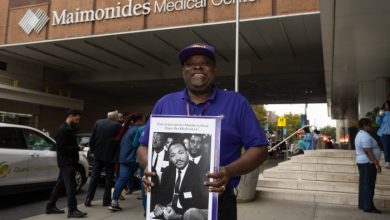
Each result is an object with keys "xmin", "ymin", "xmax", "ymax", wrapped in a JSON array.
[{"xmin": 137, "ymin": 43, "xmax": 269, "ymax": 220}]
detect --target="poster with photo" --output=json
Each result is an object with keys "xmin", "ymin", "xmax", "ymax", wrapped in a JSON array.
[{"xmin": 146, "ymin": 115, "xmax": 221, "ymax": 220}]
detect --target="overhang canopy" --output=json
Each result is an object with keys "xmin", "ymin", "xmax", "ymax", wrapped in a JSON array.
[{"xmin": 0, "ymin": 12, "xmax": 325, "ymax": 105}]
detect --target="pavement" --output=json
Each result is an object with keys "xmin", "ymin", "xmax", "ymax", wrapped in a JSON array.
[{"xmin": 23, "ymin": 191, "xmax": 390, "ymax": 220}]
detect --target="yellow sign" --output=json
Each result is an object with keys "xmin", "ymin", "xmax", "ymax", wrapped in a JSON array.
[
  {"xmin": 277, "ymin": 116, "xmax": 286, "ymax": 127},
  {"xmin": 0, "ymin": 162, "xmax": 10, "ymax": 177}
]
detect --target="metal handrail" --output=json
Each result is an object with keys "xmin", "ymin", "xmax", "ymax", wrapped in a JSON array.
[{"xmin": 268, "ymin": 125, "xmax": 311, "ymax": 152}]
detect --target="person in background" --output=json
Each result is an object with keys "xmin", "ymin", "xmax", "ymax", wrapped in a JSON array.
[
  {"xmin": 355, "ymin": 118, "xmax": 382, "ymax": 213},
  {"xmin": 109, "ymin": 113, "xmax": 143, "ymax": 211},
  {"xmin": 313, "ymin": 129, "xmax": 321, "ymax": 149},
  {"xmin": 303, "ymin": 127, "xmax": 314, "ymax": 150},
  {"xmin": 132, "ymin": 114, "xmax": 150, "ymax": 215},
  {"xmin": 150, "ymin": 132, "xmax": 171, "ymax": 182},
  {"xmin": 118, "ymin": 112, "xmax": 125, "ymax": 125},
  {"xmin": 187, "ymin": 134, "xmax": 210, "ymax": 177},
  {"xmin": 46, "ymin": 109, "xmax": 87, "ymax": 218},
  {"xmin": 85, "ymin": 110, "xmax": 122, "ymax": 207},
  {"xmin": 376, "ymin": 100, "xmax": 390, "ymax": 169}
]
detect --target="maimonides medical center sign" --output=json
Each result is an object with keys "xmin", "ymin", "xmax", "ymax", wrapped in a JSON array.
[
  {"xmin": 51, "ymin": 0, "xmax": 257, "ymax": 26},
  {"xmin": 37, "ymin": 0, "xmax": 253, "ymax": 26}
]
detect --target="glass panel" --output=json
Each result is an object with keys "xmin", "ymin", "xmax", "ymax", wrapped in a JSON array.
[
  {"xmin": 22, "ymin": 129, "xmax": 54, "ymax": 151},
  {"xmin": 0, "ymin": 127, "xmax": 26, "ymax": 149}
]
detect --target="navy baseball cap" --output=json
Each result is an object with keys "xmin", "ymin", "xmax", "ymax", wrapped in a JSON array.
[{"xmin": 178, "ymin": 43, "xmax": 216, "ymax": 65}]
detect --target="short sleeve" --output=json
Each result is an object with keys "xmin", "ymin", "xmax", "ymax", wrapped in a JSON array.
[
  {"xmin": 360, "ymin": 134, "xmax": 373, "ymax": 149},
  {"xmin": 139, "ymin": 98, "xmax": 164, "ymax": 145},
  {"xmin": 239, "ymin": 98, "xmax": 269, "ymax": 149}
]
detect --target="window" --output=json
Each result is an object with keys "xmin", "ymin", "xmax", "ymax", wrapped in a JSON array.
[
  {"xmin": 22, "ymin": 129, "xmax": 54, "ymax": 151},
  {"xmin": 0, "ymin": 61, "xmax": 6, "ymax": 71},
  {"xmin": 0, "ymin": 127, "xmax": 26, "ymax": 149}
]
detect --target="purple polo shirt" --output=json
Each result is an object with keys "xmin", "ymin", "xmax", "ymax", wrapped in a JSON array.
[{"xmin": 140, "ymin": 88, "xmax": 269, "ymax": 188}]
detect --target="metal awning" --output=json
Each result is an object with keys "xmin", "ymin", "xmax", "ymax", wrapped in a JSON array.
[{"xmin": 0, "ymin": 12, "xmax": 325, "ymax": 106}]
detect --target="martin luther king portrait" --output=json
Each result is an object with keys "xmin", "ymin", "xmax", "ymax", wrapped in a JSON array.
[{"xmin": 148, "ymin": 133, "xmax": 211, "ymax": 220}]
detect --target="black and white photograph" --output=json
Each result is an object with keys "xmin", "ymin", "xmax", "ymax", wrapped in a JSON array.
[{"xmin": 146, "ymin": 116, "xmax": 221, "ymax": 220}]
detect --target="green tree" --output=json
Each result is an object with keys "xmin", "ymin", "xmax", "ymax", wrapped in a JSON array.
[
  {"xmin": 320, "ymin": 126, "xmax": 336, "ymax": 139},
  {"xmin": 268, "ymin": 122, "xmax": 277, "ymax": 134},
  {"xmin": 283, "ymin": 113, "xmax": 301, "ymax": 142},
  {"xmin": 252, "ymin": 105, "xmax": 267, "ymax": 127}
]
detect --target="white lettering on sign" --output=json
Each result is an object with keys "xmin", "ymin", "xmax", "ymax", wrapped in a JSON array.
[
  {"xmin": 154, "ymin": 0, "xmax": 206, "ymax": 13},
  {"xmin": 212, "ymin": 0, "xmax": 256, "ymax": 7},
  {"xmin": 52, "ymin": 0, "xmax": 151, "ymax": 26},
  {"xmin": 21, "ymin": 0, "xmax": 258, "ymax": 35}
]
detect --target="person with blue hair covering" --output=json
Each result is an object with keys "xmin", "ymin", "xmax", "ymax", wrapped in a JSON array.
[
  {"xmin": 376, "ymin": 100, "xmax": 390, "ymax": 169},
  {"xmin": 302, "ymin": 127, "xmax": 314, "ymax": 150}
]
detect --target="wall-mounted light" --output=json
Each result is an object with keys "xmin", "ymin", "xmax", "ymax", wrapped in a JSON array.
[{"xmin": 305, "ymin": 89, "xmax": 313, "ymax": 94}]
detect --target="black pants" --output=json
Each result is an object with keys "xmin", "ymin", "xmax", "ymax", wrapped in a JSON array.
[
  {"xmin": 48, "ymin": 166, "xmax": 77, "ymax": 212},
  {"xmin": 357, "ymin": 163, "xmax": 377, "ymax": 211},
  {"xmin": 85, "ymin": 159, "xmax": 115, "ymax": 205},
  {"xmin": 218, "ymin": 188, "xmax": 237, "ymax": 220}
]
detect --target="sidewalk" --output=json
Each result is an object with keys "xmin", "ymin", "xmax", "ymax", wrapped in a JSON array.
[{"xmin": 23, "ymin": 192, "xmax": 390, "ymax": 220}]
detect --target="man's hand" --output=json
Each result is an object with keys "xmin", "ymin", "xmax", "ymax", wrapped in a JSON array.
[
  {"xmin": 142, "ymin": 170, "xmax": 157, "ymax": 192},
  {"xmin": 204, "ymin": 166, "xmax": 231, "ymax": 195},
  {"xmin": 79, "ymin": 144, "xmax": 85, "ymax": 151},
  {"xmin": 376, "ymin": 164, "xmax": 382, "ymax": 174},
  {"xmin": 153, "ymin": 204, "xmax": 166, "ymax": 217},
  {"xmin": 204, "ymin": 146, "xmax": 267, "ymax": 195},
  {"xmin": 163, "ymin": 206, "xmax": 181, "ymax": 219}
]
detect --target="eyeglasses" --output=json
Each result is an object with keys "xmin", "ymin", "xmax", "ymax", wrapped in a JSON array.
[{"xmin": 183, "ymin": 61, "xmax": 214, "ymax": 69}]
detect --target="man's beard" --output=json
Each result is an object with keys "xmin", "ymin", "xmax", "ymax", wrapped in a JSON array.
[{"xmin": 70, "ymin": 123, "xmax": 79, "ymax": 132}]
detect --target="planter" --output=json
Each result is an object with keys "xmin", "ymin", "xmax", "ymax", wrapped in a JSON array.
[{"xmin": 236, "ymin": 160, "xmax": 267, "ymax": 203}]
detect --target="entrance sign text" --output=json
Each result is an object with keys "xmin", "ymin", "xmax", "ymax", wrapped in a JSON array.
[
  {"xmin": 51, "ymin": 0, "xmax": 257, "ymax": 26},
  {"xmin": 19, "ymin": 0, "xmax": 258, "ymax": 34}
]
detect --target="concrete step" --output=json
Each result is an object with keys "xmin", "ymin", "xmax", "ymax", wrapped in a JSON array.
[
  {"xmin": 257, "ymin": 177, "xmax": 390, "ymax": 196},
  {"xmin": 304, "ymin": 150, "xmax": 356, "ymax": 158},
  {"xmin": 263, "ymin": 167, "xmax": 390, "ymax": 184},
  {"xmin": 263, "ymin": 168, "xmax": 317, "ymax": 181},
  {"xmin": 256, "ymin": 187, "xmax": 390, "ymax": 208},
  {"xmin": 316, "ymin": 171, "xmax": 390, "ymax": 184},
  {"xmin": 277, "ymin": 161, "xmax": 358, "ymax": 173},
  {"xmin": 291, "ymin": 154, "xmax": 387, "ymax": 166},
  {"xmin": 277, "ymin": 161, "xmax": 390, "ymax": 175},
  {"xmin": 290, "ymin": 155, "xmax": 356, "ymax": 165},
  {"xmin": 259, "ymin": 149, "xmax": 390, "ymax": 209},
  {"xmin": 303, "ymin": 149, "xmax": 385, "ymax": 160}
]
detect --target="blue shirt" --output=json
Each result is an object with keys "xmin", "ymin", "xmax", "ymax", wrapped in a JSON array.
[
  {"xmin": 376, "ymin": 111, "xmax": 390, "ymax": 136},
  {"xmin": 140, "ymin": 88, "xmax": 269, "ymax": 188},
  {"xmin": 303, "ymin": 133, "xmax": 313, "ymax": 150},
  {"xmin": 119, "ymin": 125, "xmax": 140, "ymax": 163},
  {"xmin": 132, "ymin": 125, "xmax": 144, "ymax": 149},
  {"xmin": 355, "ymin": 130, "xmax": 381, "ymax": 164}
]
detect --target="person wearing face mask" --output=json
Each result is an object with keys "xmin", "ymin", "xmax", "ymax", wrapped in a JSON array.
[
  {"xmin": 46, "ymin": 109, "xmax": 87, "ymax": 218},
  {"xmin": 376, "ymin": 100, "xmax": 390, "ymax": 169}
]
